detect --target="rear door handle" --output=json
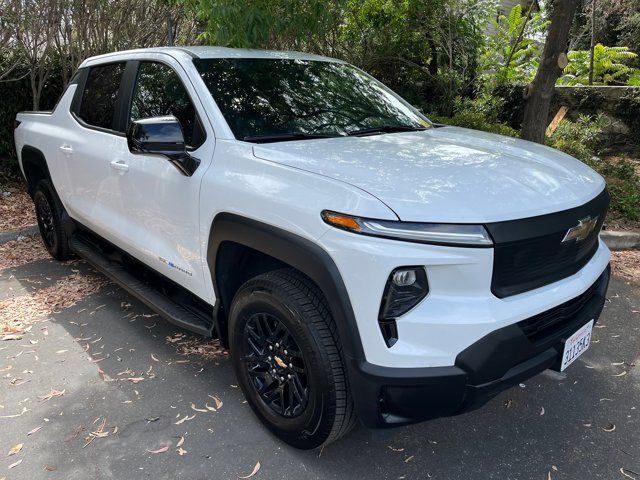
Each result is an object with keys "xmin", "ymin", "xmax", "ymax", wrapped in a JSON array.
[
  {"xmin": 59, "ymin": 144, "xmax": 73, "ymax": 154},
  {"xmin": 109, "ymin": 160, "xmax": 129, "ymax": 172}
]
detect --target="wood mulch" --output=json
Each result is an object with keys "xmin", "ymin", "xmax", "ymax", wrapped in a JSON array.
[{"xmin": 0, "ymin": 176, "xmax": 36, "ymax": 231}]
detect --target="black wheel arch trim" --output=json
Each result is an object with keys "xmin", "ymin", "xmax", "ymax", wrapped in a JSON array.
[
  {"xmin": 20, "ymin": 145, "xmax": 52, "ymax": 196},
  {"xmin": 206, "ymin": 213, "xmax": 366, "ymax": 363}
]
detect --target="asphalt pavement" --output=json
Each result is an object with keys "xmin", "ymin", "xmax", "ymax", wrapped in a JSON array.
[{"xmin": 1, "ymin": 254, "xmax": 639, "ymax": 480}]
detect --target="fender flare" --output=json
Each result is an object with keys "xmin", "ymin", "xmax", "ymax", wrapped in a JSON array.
[
  {"xmin": 20, "ymin": 145, "xmax": 52, "ymax": 196},
  {"xmin": 206, "ymin": 213, "xmax": 366, "ymax": 365}
]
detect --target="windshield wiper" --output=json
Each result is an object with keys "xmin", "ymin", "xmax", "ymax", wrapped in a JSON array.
[
  {"xmin": 243, "ymin": 132, "xmax": 342, "ymax": 143},
  {"xmin": 346, "ymin": 125, "xmax": 428, "ymax": 137}
]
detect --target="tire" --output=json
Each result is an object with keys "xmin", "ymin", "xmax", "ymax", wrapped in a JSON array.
[
  {"xmin": 33, "ymin": 179, "xmax": 72, "ymax": 260},
  {"xmin": 229, "ymin": 268, "xmax": 357, "ymax": 449}
]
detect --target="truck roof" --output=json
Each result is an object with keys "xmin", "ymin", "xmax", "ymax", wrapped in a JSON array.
[{"xmin": 79, "ymin": 46, "xmax": 343, "ymax": 68}]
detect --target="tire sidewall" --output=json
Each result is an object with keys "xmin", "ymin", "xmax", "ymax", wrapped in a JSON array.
[{"xmin": 229, "ymin": 284, "xmax": 336, "ymax": 448}]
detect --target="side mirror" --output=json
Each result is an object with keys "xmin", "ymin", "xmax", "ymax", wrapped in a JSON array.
[{"xmin": 127, "ymin": 116, "xmax": 200, "ymax": 176}]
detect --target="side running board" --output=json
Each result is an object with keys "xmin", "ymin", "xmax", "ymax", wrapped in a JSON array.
[{"xmin": 70, "ymin": 236, "xmax": 213, "ymax": 337}]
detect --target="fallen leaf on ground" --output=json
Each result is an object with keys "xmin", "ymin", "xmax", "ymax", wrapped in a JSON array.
[
  {"xmin": 44, "ymin": 465, "xmax": 56, "ymax": 471},
  {"xmin": 174, "ymin": 414, "xmax": 196, "ymax": 425},
  {"xmin": 38, "ymin": 389, "xmax": 65, "ymax": 402},
  {"xmin": 176, "ymin": 436, "xmax": 184, "ymax": 448},
  {"xmin": 620, "ymin": 467, "xmax": 637, "ymax": 479},
  {"xmin": 404, "ymin": 455, "xmax": 414, "ymax": 463},
  {"xmin": 2, "ymin": 335, "xmax": 23, "ymax": 341},
  {"xmin": 83, "ymin": 418, "xmax": 110, "ymax": 447},
  {"xmin": 208, "ymin": 395, "xmax": 223, "ymax": 410},
  {"xmin": 146, "ymin": 445, "xmax": 169, "ymax": 454},
  {"xmin": 8, "ymin": 443, "xmax": 23, "ymax": 456},
  {"xmin": 0, "ymin": 407, "xmax": 28, "ymax": 418},
  {"xmin": 238, "ymin": 462, "xmax": 261, "ymax": 479},
  {"xmin": 191, "ymin": 403, "xmax": 208, "ymax": 413},
  {"xmin": 55, "ymin": 350, "xmax": 68, "ymax": 354},
  {"xmin": 151, "ymin": 354, "xmax": 159, "ymax": 362},
  {"xmin": 603, "ymin": 423, "xmax": 616, "ymax": 432},
  {"xmin": 540, "ymin": 407, "xmax": 545, "ymax": 416},
  {"xmin": 613, "ymin": 371, "xmax": 628, "ymax": 377},
  {"xmin": 8, "ymin": 458, "xmax": 22, "ymax": 469},
  {"xmin": 126, "ymin": 377, "xmax": 145, "ymax": 383},
  {"xmin": 26, "ymin": 426, "xmax": 41, "ymax": 436},
  {"xmin": 177, "ymin": 447, "xmax": 187, "ymax": 456}
]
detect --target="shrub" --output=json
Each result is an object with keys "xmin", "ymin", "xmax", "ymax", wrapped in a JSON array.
[
  {"xmin": 429, "ymin": 110, "xmax": 520, "ymax": 137},
  {"xmin": 548, "ymin": 114, "xmax": 608, "ymax": 162}
]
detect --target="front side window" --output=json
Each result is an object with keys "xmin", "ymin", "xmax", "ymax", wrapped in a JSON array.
[
  {"xmin": 78, "ymin": 63, "xmax": 126, "ymax": 130},
  {"xmin": 194, "ymin": 58, "xmax": 429, "ymax": 141},
  {"xmin": 130, "ymin": 61, "xmax": 204, "ymax": 148}
]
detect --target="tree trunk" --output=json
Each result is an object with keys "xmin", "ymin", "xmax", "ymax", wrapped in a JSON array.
[
  {"xmin": 588, "ymin": 0, "xmax": 596, "ymax": 85},
  {"xmin": 521, "ymin": 0, "xmax": 580, "ymax": 144}
]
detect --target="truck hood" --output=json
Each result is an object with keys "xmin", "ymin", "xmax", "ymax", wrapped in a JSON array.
[{"xmin": 252, "ymin": 126, "xmax": 605, "ymax": 223}]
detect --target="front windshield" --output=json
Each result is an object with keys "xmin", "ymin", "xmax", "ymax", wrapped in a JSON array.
[{"xmin": 193, "ymin": 58, "xmax": 430, "ymax": 141}]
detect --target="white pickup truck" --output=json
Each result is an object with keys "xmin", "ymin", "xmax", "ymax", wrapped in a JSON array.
[{"xmin": 14, "ymin": 46, "xmax": 611, "ymax": 449}]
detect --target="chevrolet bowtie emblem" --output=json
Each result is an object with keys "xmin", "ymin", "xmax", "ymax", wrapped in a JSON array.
[{"xmin": 562, "ymin": 216, "xmax": 599, "ymax": 243}]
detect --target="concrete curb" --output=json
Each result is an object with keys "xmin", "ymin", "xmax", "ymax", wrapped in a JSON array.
[
  {"xmin": 601, "ymin": 230, "xmax": 640, "ymax": 251},
  {"xmin": 0, "ymin": 225, "xmax": 39, "ymax": 245}
]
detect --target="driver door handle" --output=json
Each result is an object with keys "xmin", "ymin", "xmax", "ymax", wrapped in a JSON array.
[{"xmin": 109, "ymin": 160, "xmax": 129, "ymax": 172}]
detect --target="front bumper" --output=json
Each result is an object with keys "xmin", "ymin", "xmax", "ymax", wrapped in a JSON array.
[{"xmin": 350, "ymin": 265, "xmax": 610, "ymax": 428}]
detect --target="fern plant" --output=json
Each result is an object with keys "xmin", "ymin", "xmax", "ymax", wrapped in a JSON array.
[
  {"xmin": 480, "ymin": 4, "xmax": 548, "ymax": 88},
  {"xmin": 559, "ymin": 44, "xmax": 640, "ymax": 86}
]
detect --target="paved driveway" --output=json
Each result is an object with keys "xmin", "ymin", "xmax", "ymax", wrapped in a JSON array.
[{"xmin": 1, "ymin": 243, "xmax": 639, "ymax": 480}]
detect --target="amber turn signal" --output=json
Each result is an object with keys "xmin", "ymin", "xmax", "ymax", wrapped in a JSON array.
[{"xmin": 321, "ymin": 211, "xmax": 362, "ymax": 231}]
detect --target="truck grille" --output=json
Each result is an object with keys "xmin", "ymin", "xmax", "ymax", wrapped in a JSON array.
[
  {"xmin": 517, "ymin": 267, "xmax": 608, "ymax": 345},
  {"xmin": 486, "ymin": 189, "xmax": 609, "ymax": 298}
]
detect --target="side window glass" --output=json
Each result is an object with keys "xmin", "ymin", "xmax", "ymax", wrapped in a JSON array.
[
  {"xmin": 130, "ymin": 62, "xmax": 204, "ymax": 148},
  {"xmin": 78, "ymin": 63, "xmax": 126, "ymax": 130}
]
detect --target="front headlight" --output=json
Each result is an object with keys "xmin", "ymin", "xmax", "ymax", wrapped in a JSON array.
[{"xmin": 321, "ymin": 210, "xmax": 493, "ymax": 247}]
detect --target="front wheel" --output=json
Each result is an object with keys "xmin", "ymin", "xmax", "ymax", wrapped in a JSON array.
[{"xmin": 229, "ymin": 268, "xmax": 356, "ymax": 449}]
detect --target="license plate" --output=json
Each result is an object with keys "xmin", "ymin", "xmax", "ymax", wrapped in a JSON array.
[{"xmin": 560, "ymin": 320, "xmax": 594, "ymax": 371}]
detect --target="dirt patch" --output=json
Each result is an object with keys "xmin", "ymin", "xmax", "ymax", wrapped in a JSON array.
[
  {"xmin": 0, "ymin": 177, "xmax": 36, "ymax": 231},
  {"xmin": 0, "ymin": 235, "xmax": 50, "ymax": 270},
  {"xmin": 610, "ymin": 250, "xmax": 640, "ymax": 284},
  {"xmin": 0, "ymin": 272, "xmax": 109, "ymax": 339}
]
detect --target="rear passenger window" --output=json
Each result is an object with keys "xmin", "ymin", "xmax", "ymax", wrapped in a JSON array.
[
  {"xmin": 130, "ymin": 61, "xmax": 205, "ymax": 148},
  {"xmin": 78, "ymin": 63, "xmax": 126, "ymax": 130}
]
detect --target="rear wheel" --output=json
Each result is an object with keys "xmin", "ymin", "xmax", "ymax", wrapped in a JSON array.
[
  {"xmin": 229, "ymin": 268, "xmax": 356, "ymax": 449},
  {"xmin": 33, "ymin": 180, "xmax": 72, "ymax": 260}
]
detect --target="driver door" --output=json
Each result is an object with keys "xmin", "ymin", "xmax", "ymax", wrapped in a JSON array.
[{"xmin": 110, "ymin": 58, "xmax": 214, "ymax": 301}]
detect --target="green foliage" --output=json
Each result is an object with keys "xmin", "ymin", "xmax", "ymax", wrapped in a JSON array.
[
  {"xmin": 183, "ymin": 0, "xmax": 343, "ymax": 48},
  {"xmin": 481, "ymin": 4, "xmax": 547, "ymax": 88},
  {"xmin": 0, "ymin": 55, "xmax": 63, "ymax": 165},
  {"xmin": 600, "ymin": 160, "xmax": 640, "ymax": 221},
  {"xmin": 548, "ymin": 114, "xmax": 640, "ymax": 221},
  {"xmin": 429, "ymin": 95, "xmax": 519, "ymax": 137},
  {"xmin": 559, "ymin": 44, "xmax": 640, "ymax": 86},
  {"xmin": 548, "ymin": 114, "xmax": 607, "ymax": 162},
  {"xmin": 615, "ymin": 89, "xmax": 640, "ymax": 135}
]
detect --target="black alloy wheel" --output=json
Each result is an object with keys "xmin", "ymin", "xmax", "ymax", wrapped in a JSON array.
[
  {"xmin": 229, "ymin": 268, "xmax": 356, "ymax": 449},
  {"xmin": 33, "ymin": 180, "xmax": 72, "ymax": 260},
  {"xmin": 243, "ymin": 312, "xmax": 309, "ymax": 418},
  {"xmin": 35, "ymin": 192, "xmax": 56, "ymax": 249}
]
